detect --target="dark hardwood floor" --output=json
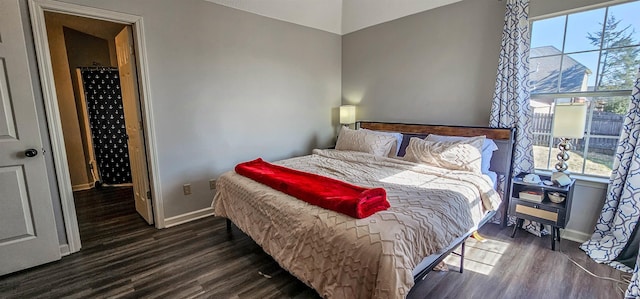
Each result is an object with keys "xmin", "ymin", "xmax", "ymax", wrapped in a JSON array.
[{"xmin": 0, "ymin": 187, "xmax": 626, "ymax": 298}]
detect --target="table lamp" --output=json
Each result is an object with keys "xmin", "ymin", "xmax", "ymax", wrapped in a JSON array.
[
  {"xmin": 340, "ymin": 105, "xmax": 356, "ymax": 128},
  {"xmin": 551, "ymin": 102, "xmax": 587, "ymax": 181}
]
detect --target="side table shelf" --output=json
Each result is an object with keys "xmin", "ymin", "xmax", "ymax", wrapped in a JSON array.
[{"xmin": 508, "ymin": 172, "xmax": 575, "ymax": 250}]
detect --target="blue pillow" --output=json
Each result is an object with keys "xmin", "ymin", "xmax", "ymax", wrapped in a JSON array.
[{"xmin": 481, "ymin": 139, "xmax": 498, "ymax": 173}]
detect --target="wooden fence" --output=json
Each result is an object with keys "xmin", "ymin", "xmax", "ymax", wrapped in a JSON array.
[{"xmin": 532, "ymin": 111, "xmax": 623, "ymax": 155}]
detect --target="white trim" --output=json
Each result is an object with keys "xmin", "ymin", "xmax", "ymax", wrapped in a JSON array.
[
  {"xmin": 28, "ymin": 0, "xmax": 164, "ymax": 255},
  {"xmin": 28, "ymin": 0, "xmax": 81, "ymax": 254},
  {"xmin": 59, "ymin": 244, "xmax": 70, "ymax": 256},
  {"xmin": 131, "ymin": 13, "xmax": 165, "ymax": 228},
  {"xmin": 164, "ymin": 207, "xmax": 215, "ymax": 228},
  {"xmin": 71, "ymin": 183, "xmax": 93, "ymax": 191},
  {"xmin": 561, "ymin": 228, "xmax": 591, "ymax": 243}
]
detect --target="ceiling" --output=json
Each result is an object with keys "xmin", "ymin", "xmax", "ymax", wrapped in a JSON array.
[{"xmin": 204, "ymin": 0, "xmax": 463, "ymax": 35}]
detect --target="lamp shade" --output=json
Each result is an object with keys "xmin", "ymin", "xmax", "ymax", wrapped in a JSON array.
[
  {"xmin": 340, "ymin": 105, "xmax": 356, "ymax": 124},
  {"xmin": 552, "ymin": 103, "xmax": 587, "ymax": 138}
]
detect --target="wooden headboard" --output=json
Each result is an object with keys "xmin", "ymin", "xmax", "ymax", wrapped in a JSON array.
[
  {"xmin": 358, "ymin": 122, "xmax": 513, "ymax": 140},
  {"xmin": 357, "ymin": 121, "xmax": 515, "ymax": 224}
]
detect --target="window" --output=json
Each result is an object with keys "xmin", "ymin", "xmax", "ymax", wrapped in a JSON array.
[{"xmin": 529, "ymin": 1, "xmax": 640, "ymax": 177}]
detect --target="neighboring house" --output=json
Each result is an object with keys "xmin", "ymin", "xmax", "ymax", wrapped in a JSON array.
[{"xmin": 529, "ymin": 46, "xmax": 592, "ymax": 113}]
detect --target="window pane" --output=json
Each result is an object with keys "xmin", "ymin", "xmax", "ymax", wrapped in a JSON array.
[
  {"xmin": 559, "ymin": 51, "xmax": 598, "ymax": 92},
  {"xmin": 531, "ymin": 16, "xmax": 566, "ymax": 56},
  {"xmin": 596, "ymin": 46, "xmax": 640, "ymax": 90},
  {"xmin": 531, "ymin": 98, "xmax": 553, "ymax": 170},
  {"xmin": 530, "ymin": 55, "xmax": 562, "ymax": 93},
  {"xmin": 584, "ymin": 97, "xmax": 623, "ymax": 177},
  {"xmin": 584, "ymin": 138, "xmax": 617, "ymax": 177},
  {"xmin": 564, "ymin": 8, "xmax": 606, "ymax": 53},
  {"xmin": 590, "ymin": 106, "xmax": 626, "ymax": 135},
  {"xmin": 531, "ymin": 105, "xmax": 553, "ymax": 130},
  {"xmin": 604, "ymin": 1, "xmax": 640, "ymax": 49},
  {"xmin": 533, "ymin": 144, "xmax": 551, "ymax": 170}
]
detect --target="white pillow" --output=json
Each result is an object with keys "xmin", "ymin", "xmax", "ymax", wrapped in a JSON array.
[
  {"xmin": 403, "ymin": 136, "xmax": 484, "ymax": 173},
  {"xmin": 335, "ymin": 126, "xmax": 397, "ymax": 157},
  {"xmin": 425, "ymin": 134, "xmax": 498, "ymax": 173},
  {"xmin": 359, "ymin": 129, "xmax": 403, "ymax": 157}
]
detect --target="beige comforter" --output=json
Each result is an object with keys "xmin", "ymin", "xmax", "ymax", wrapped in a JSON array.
[{"xmin": 212, "ymin": 149, "xmax": 501, "ymax": 299}]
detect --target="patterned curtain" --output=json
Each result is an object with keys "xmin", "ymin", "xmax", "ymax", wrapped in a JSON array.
[
  {"xmin": 489, "ymin": 0, "xmax": 538, "ymax": 234},
  {"xmin": 580, "ymin": 66, "xmax": 640, "ymax": 297}
]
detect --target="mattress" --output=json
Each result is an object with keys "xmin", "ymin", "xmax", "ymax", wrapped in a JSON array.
[{"xmin": 212, "ymin": 149, "xmax": 501, "ymax": 299}]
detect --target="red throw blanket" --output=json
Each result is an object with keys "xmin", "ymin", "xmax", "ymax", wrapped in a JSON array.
[{"xmin": 235, "ymin": 158, "xmax": 390, "ymax": 219}]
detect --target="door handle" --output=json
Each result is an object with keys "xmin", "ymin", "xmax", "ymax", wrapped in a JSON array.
[{"xmin": 24, "ymin": 148, "xmax": 38, "ymax": 157}]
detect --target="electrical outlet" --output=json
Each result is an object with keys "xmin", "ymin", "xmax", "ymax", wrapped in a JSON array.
[
  {"xmin": 209, "ymin": 179, "xmax": 217, "ymax": 190},
  {"xmin": 183, "ymin": 184, "xmax": 192, "ymax": 195}
]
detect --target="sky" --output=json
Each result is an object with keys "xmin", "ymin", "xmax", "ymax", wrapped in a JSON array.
[{"xmin": 530, "ymin": 0, "xmax": 640, "ymax": 91}]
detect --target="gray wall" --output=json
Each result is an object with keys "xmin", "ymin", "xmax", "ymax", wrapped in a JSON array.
[
  {"xmin": 57, "ymin": 0, "xmax": 342, "ymax": 219},
  {"xmin": 341, "ymin": 0, "xmax": 620, "ymax": 124},
  {"xmin": 341, "ymin": 0, "xmax": 615, "ymax": 241},
  {"xmin": 22, "ymin": 0, "xmax": 620, "ymax": 246},
  {"xmin": 23, "ymin": 0, "xmax": 341, "ymax": 242},
  {"xmin": 342, "ymin": 0, "xmax": 505, "ymax": 126}
]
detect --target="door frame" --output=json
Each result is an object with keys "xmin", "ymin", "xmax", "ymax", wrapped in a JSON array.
[{"xmin": 28, "ymin": 0, "xmax": 165, "ymax": 254}]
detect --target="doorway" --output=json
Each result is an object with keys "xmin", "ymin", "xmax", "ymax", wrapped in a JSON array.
[
  {"xmin": 29, "ymin": 0, "xmax": 162, "ymax": 255},
  {"xmin": 44, "ymin": 11, "xmax": 153, "ymax": 226},
  {"xmin": 44, "ymin": 14, "xmax": 131, "ymax": 191}
]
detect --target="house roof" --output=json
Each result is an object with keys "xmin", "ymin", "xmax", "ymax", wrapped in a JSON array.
[{"xmin": 530, "ymin": 46, "xmax": 592, "ymax": 94}]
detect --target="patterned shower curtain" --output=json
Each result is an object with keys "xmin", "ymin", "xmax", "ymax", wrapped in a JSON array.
[
  {"xmin": 489, "ymin": 0, "xmax": 539, "ymax": 234},
  {"xmin": 580, "ymin": 66, "xmax": 640, "ymax": 297},
  {"xmin": 81, "ymin": 67, "xmax": 132, "ymax": 185}
]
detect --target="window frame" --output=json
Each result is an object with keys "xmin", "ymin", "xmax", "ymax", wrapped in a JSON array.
[{"xmin": 529, "ymin": 2, "xmax": 638, "ymax": 178}]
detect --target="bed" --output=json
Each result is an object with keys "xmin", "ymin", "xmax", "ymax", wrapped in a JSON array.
[{"xmin": 212, "ymin": 121, "xmax": 515, "ymax": 298}]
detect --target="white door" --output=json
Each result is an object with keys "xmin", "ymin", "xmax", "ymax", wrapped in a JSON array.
[
  {"xmin": 115, "ymin": 27, "xmax": 153, "ymax": 224},
  {"xmin": 0, "ymin": 0, "xmax": 61, "ymax": 275}
]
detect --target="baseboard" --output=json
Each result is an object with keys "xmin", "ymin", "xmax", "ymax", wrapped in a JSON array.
[
  {"xmin": 164, "ymin": 207, "xmax": 214, "ymax": 228},
  {"xmin": 561, "ymin": 229, "xmax": 591, "ymax": 243},
  {"xmin": 71, "ymin": 183, "xmax": 93, "ymax": 191},
  {"xmin": 59, "ymin": 244, "xmax": 70, "ymax": 256}
]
